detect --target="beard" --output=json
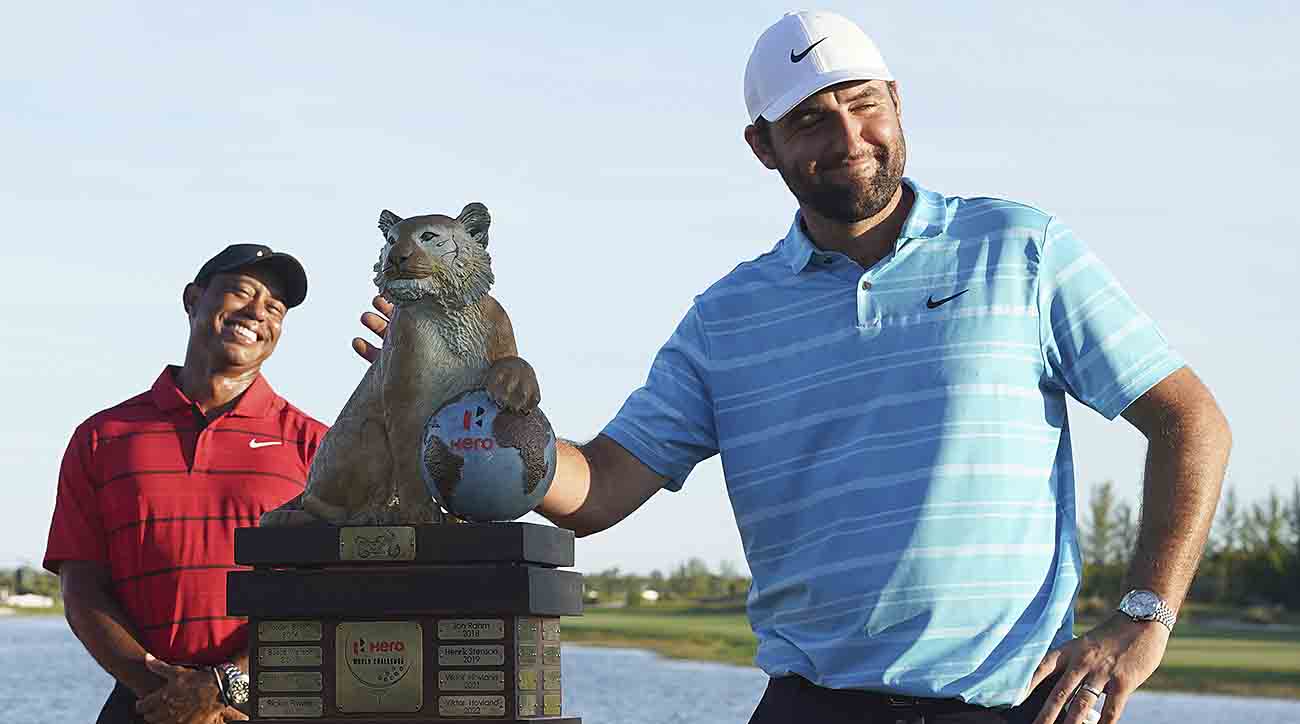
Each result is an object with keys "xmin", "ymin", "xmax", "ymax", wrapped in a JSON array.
[{"xmin": 776, "ymin": 133, "xmax": 907, "ymax": 224}]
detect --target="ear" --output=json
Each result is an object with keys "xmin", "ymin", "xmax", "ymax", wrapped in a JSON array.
[
  {"xmin": 887, "ymin": 81, "xmax": 903, "ymax": 123},
  {"xmin": 744, "ymin": 125, "xmax": 780, "ymax": 170},
  {"xmin": 457, "ymin": 202, "xmax": 491, "ymax": 247},
  {"xmin": 182, "ymin": 283, "xmax": 201, "ymax": 317},
  {"xmin": 378, "ymin": 210, "xmax": 403, "ymax": 236}
]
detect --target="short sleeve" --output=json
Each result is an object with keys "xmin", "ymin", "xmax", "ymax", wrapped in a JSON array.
[
  {"xmin": 1037, "ymin": 217, "xmax": 1185, "ymax": 419},
  {"xmin": 43, "ymin": 423, "xmax": 108, "ymax": 572},
  {"xmin": 601, "ymin": 304, "xmax": 719, "ymax": 491}
]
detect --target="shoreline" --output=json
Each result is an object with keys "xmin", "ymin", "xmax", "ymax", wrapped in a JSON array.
[{"xmin": 563, "ymin": 612, "xmax": 1300, "ymax": 702}]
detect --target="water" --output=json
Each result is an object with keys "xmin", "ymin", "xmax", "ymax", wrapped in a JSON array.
[{"xmin": 3, "ymin": 616, "xmax": 1298, "ymax": 723}]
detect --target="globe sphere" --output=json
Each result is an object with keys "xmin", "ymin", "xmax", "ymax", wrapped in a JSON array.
[{"xmin": 420, "ymin": 389, "xmax": 557, "ymax": 521}]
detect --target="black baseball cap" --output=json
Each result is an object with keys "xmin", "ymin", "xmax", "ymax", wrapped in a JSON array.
[{"xmin": 193, "ymin": 243, "xmax": 308, "ymax": 308}]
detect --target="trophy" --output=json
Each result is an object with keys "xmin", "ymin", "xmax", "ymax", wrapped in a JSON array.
[{"xmin": 234, "ymin": 203, "xmax": 581, "ymax": 722}]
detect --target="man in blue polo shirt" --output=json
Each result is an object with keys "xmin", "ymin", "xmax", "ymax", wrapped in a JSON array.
[{"xmin": 349, "ymin": 9, "xmax": 1232, "ymax": 724}]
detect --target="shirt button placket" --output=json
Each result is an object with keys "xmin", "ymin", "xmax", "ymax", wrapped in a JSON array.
[{"xmin": 857, "ymin": 277, "xmax": 881, "ymax": 335}]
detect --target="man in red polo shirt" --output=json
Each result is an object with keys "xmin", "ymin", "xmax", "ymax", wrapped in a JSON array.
[{"xmin": 44, "ymin": 244, "xmax": 328, "ymax": 724}]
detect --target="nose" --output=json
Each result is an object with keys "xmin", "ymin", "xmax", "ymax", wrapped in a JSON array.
[
  {"xmin": 388, "ymin": 238, "xmax": 417, "ymax": 269},
  {"xmin": 828, "ymin": 109, "xmax": 870, "ymax": 157}
]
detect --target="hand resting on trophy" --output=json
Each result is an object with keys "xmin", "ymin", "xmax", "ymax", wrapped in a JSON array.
[{"xmin": 262, "ymin": 202, "xmax": 555, "ymax": 527}]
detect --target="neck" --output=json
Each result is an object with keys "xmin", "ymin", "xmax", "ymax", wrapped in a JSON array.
[
  {"xmin": 800, "ymin": 183, "xmax": 913, "ymax": 269},
  {"xmin": 175, "ymin": 354, "xmax": 261, "ymax": 417}
]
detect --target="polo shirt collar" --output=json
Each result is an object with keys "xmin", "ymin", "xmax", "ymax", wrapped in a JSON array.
[
  {"xmin": 782, "ymin": 177, "xmax": 949, "ymax": 274},
  {"xmin": 150, "ymin": 365, "xmax": 281, "ymax": 418}
]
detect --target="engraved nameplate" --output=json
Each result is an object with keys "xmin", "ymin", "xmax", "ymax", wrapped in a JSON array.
[
  {"xmin": 518, "ymin": 670, "xmax": 539, "ymax": 690},
  {"xmin": 438, "ymin": 644, "xmax": 504, "ymax": 667},
  {"xmin": 258, "ymin": 671, "xmax": 323, "ymax": 692},
  {"xmin": 542, "ymin": 619, "xmax": 561, "ymax": 641},
  {"xmin": 516, "ymin": 617, "xmax": 540, "ymax": 640},
  {"xmin": 336, "ymin": 621, "xmax": 423, "ymax": 713},
  {"xmin": 438, "ymin": 618, "xmax": 505, "ymax": 640},
  {"xmin": 259, "ymin": 646, "xmax": 323, "ymax": 668},
  {"xmin": 439, "ymin": 695, "xmax": 506, "ymax": 717},
  {"xmin": 517, "ymin": 644, "xmax": 538, "ymax": 667},
  {"xmin": 259, "ymin": 696, "xmax": 323, "ymax": 719},
  {"xmin": 258, "ymin": 621, "xmax": 322, "ymax": 643},
  {"xmin": 544, "ymin": 693, "xmax": 563, "ymax": 716},
  {"xmin": 542, "ymin": 644, "xmax": 561, "ymax": 667},
  {"xmin": 519, "ymin": 693, "xmax": 540, "ymax": 717},
  {"xmin": 544, "ymin": 668, "xmax": 562, "ymax": 691},
  {"xmin": 439, "ymin": 670, "xmax": 505, "ymax": 691},
  {"xmin": 339, "ymin": 526, "xmax": 415, "ymax": 561}
]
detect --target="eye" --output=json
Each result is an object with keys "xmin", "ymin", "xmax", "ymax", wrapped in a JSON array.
[{"xmin": 420, "ymin": 231, "xmax": 438, "ymax": 242}]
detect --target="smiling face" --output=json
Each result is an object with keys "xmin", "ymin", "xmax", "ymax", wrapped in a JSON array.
[
  {"xmin": 183, "ymin": 267, "xmax": 288, "ymax": 372},
  {"xmin": 746, "ymin": 79, "xmax": 907, "ymax": 224}
]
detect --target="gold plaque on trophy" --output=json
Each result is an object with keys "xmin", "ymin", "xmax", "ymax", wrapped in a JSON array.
[
  {"xmin": 438, "ymin": 644, "xmax": 505, "ymax": 667},
  {"xmin": 259, "ymin": 696, "xmax": 324, "ymax": 719},
  {"xmin": 544, "ymin": 668, "xmax": 562, "ymax": 691},
  {"xmin": 259, "ymin": 645, "xmax": 323, "ymax": 668},
  {"xmin": 335, "ymin": 621, "xmax": 423, "ymax": 713},
  {"xmin": 258, "ymin": 620, "xmax": 323, "ymax": 642},
  {"xmin": 339, "ymin": 526, "xmax": 416, "ymax": 561},
  {"xmin": 439, "ymin": 670, "xmax": 505, "ymax": 691},
  {"xmin": 258, "ymin": 671, "xmax": 323, "ymax": 693},
  {"xmin": 542, "ymin": 644, "xmax": 561, "ymax": 667},
  {"xmin": 437, "ymin": 618, "xmax": 505, "ymax": 640},
  {"xmin": 438, "ymin": 695, "xmax": 507, "ymax": 717}
]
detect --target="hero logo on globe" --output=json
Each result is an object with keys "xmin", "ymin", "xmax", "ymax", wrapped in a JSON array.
[{"xmin": 343, "ymin": 633, "xmax": 412, "ymax": 689}]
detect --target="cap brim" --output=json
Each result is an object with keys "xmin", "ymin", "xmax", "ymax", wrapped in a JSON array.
[
  {"xmin": 756, "ymin": 67, "xmax": 895, "ymax": 122},
  {"xmin": 250, "ymin": 253, "xmax": 308, "ymax": 308}
]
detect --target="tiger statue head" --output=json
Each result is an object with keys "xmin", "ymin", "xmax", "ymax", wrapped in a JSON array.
[{"xmin": 373, "ymin": 202, "xmax": 495, "ymax": 309}]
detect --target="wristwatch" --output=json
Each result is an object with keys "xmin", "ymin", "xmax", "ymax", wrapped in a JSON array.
[
  {"xmin": 214, "ymin": 662, "xmax": 250, "ymax": 708},
  {"xmin": 1117, "ymin": 589, "xmax": 1176, "ymax": 631}
]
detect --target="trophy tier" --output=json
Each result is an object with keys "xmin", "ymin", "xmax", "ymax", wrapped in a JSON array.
[{"xmin": 228, "ymin": 522, "xmax": 582, "ymax": 723}]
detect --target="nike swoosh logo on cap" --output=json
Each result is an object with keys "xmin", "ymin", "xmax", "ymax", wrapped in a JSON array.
[
  {"xmin": 249, "ymin": 439, "xmax": 283, "ymax": 449},
  {"xmin": 790, "ymin": 37, "xmax": 828, "ymax": 63}
]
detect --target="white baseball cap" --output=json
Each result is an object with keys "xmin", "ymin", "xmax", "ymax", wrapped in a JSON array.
[{"xmin": 744, "ymin": 10, "xmax": 894, "ymax": 123}]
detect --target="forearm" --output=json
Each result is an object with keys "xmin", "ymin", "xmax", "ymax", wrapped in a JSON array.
[
  {"xmin": 537, "ymin": 440, "xmax": 605, "ymax": 536},
  {"xmin": 1124, "ymin": 405, "xmax": 1232, "ymax": 612},
  {"xmin": 537, "ymin": 436, "xmax": 665, "ymax": 537},
  {"xmin": 62, "ymin": 571, "xmax": 162, "ymax": 697}
]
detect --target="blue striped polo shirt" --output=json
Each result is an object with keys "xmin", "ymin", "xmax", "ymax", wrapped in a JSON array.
[{"xmin": 601, "ymin": 178, "xmax": 1184, "ymax": 707}]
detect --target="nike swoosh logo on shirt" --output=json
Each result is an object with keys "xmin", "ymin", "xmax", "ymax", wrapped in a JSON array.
[
  {"xmin": 248, "ymin": 440, "xmax": 283, "ymax": 449},
  {"xmin": 926, "ymin": 289, "xmax": 970, "ymax": 309}
]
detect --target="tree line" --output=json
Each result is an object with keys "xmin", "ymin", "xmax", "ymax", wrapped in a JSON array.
[{"xmin": 1080, "ymin": 478, "xmax": 1300, "ymax": 616}]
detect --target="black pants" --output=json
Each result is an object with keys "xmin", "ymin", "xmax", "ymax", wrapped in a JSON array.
[
  {"xmin": 97, "ymin": 682, "xmax": 145, "ymax": 724},
  {"xmin": 748, "ymin": 674, "xmax": 1060, "ymax": 724}
]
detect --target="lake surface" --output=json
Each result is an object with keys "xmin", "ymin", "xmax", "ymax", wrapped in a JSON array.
[{"xmin": 4, "ymin": 615, "xmax": 1299, "ymax": 723}]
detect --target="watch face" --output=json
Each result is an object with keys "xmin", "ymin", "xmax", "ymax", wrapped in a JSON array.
[{"xmin": 1126, "ymin": 590, "xmax": 1158, "ymax": 617}]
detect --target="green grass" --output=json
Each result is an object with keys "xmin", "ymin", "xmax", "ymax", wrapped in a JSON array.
[{"xmin": 565, "ymin": 605, "xmax": 1300, "ymax": 699}]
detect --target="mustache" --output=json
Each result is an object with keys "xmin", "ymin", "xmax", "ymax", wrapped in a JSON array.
[{"xmin": 821, "ymin": 147, "xmax": 888, "ymax": 172}]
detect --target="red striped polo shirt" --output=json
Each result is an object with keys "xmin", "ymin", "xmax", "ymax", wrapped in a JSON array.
[{"xmin": 44, "ymin": 366, "xmax": 328, "ymax": 665}]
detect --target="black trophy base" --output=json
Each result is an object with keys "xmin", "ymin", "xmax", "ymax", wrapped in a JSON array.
[{"xmin": 230, "ymin": 523, "xmax": 582, "ymax": 723}]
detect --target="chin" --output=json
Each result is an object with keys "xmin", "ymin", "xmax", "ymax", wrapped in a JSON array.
[{"xmin": 380, "ymin": 278, "xmax": 434, "ymax": 304}]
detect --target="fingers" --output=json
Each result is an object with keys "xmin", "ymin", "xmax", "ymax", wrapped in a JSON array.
[
  {"xmin": 372, "ymin": 294, "xmax": 395, "ymax": 318},
  {"xmin": 352, "ymin": 337, "xmax": 381, "ymax": 364},
  {"xmin": 1025, "ymin": 647, "xmax": 1062, "ymax": 704},
  {"xmin": 1032, "ymin": 668, "xmax": 1088, "ymax": 724},
  {"xmin": 361, "ymin": 311, "xmax": 389, "ymax": 337},
  {"xmin": 143, "ymin": 653, "xmax": 183, "ymax": 680},
  {"xmin": 1098, "ymin": 688, "xmax": 1129, "ymax": 724}
]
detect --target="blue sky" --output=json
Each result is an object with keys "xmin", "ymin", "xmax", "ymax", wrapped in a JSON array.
[{"xmin": 2, "ymin": 2, "xmax": 1296, "ymax": 574}]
